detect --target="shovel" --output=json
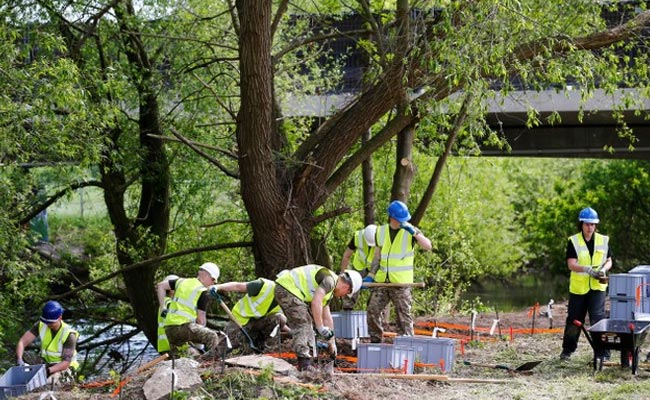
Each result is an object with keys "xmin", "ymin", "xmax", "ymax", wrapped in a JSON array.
[
  {"xmin": 217, "ymin": 298, "xmax": 262, "ymax": 354},
  {"xmin": 463, "ymin": 360, "xmax": 542, "ymax": 372}
]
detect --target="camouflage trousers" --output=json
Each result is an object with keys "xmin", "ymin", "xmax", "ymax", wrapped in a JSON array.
[
  {"xmin": 165, "ymin": 322, "xmax": 220, "ymax": 355},
  {"xmin": 275, "ymin": 285, "xmax": 315, "ymax": 359},
  {"xmin": 224, "ymin": 313, "xmax": 285, "ymax": 353},
  {"xmin": 367, "ymin": 287, "xmax": 413, "ymax": 342}
]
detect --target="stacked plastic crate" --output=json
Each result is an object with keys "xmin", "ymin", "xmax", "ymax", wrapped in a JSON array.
[
  {"xmin": 332, "ymin": 311, "xmax": 456, "ymax": 374},
  {"xmin": 608, "ymin": 273, "xmax": 647, "ymax": 320}
]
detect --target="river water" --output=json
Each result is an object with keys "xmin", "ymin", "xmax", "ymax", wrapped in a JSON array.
[{"xmin": 461, "ymin": 275, "xmax": 569, "ymax": 312}]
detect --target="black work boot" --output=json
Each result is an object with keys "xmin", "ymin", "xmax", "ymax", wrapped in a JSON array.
[{"xmin": 297, "ymin": 357, "xmax": 318, "ymax": 372}]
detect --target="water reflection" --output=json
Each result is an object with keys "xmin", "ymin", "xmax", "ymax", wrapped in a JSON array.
[
  {"xmin": 462, "ymin": 275, "xmax": 568, "ymax": 312},
  {"xmin": 72, "ymin": 320, "xmax": 159, "ymax": 379}
]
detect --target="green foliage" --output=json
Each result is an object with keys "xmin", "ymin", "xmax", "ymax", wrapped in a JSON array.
[{"xmin": 517, "ymin": 159, "xmax": 650, "ymax": 275}]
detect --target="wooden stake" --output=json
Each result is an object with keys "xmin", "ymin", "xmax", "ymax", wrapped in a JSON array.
[
  {"xmin": 333, "ymin": 373, "xmax": 509, "ymax": 383},
  {"xmin": 362, "ymin": 282, "xmax": 426, "ymax": 288}
]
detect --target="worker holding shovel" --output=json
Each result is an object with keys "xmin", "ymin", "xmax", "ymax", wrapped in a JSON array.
[
  {"xmin": 366, "ymin": 200, "xmax": 432, "ymax": 343},
  {"xmin": 156, "ymin": 262, "xmax": 222, "ymax": 358},
  {"xmin": 274, "ymin": 265, "xmax": 363, "ymax": 371},
  {"xmin": 209, "ymin": 277, "xmax": 291, "ymax": 353}
]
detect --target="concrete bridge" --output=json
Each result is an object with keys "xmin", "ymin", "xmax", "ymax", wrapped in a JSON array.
[
  {"xmin": 482, "ymin": 88, "xmax": 650, "ymax": 159},
  {"xmin": 285, "ymin": 88, "xmax": 650, "ymax": 160}
]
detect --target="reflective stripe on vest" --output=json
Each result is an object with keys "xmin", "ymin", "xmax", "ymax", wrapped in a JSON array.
[
  {"xmin": 157, "ymin": 297, "xmax": 172, "ymax": 353},
  {"xmin": 38, "ymin": 321, "xmax": 79, "ymax": 369},
  {"xmin": 569, "ymin": 233, "xmax": 609, "ymax": 294},
  {"xmin": 166, "ymin": 278, "xmax": 206, "ymax": 325},
  {"xmin": 351, "ymin": 229, "xmax": 375, "ymax": 271},
  {"xmin": 375, "ymin": 224, "xmax": 414, "ymax": 283},
  {"xmin": 276, "ymin": 264, "xmax": 336, "ymax": 305},
  {"xmin": 232, "ymin": 278, "xmax": 281, "ymax": 326}
]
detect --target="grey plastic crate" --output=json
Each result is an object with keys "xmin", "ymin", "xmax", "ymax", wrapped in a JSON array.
[
  {"xmin": 394, "ymin": 336, "xmax": 456, "ymax": 372},
  {"xmin": 609, "ymin": 297, "xmax": 650, "ymax": 320},
  {"xmin": 609, "ymin": 274, "xmax": 645, "ymax": 298},
  {"xmin": 629, "ymin": 266, "xmax": 650, "ymax": 297},
  {"xmin": 0, "ymin": 364, "xmax": 47, "ymax": 399},
  {"xmin": 356, "ymin": 343, "xmax": 416, "ymax": 374},
  {"xmin": 331, "ymin": 311, "xmax": 368, "ymax": 338}
]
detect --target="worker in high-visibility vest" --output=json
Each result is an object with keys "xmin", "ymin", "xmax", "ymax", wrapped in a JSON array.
[
  {"xmin": 157, "ymin": 274, "xmax": 178, "ymax": 354},
  {"xmin": 156, "ymin": 262, "xmax": 221, "ymax": 357},
  {"xmin": 560, "ymin": 207, "xmax": 612, "ymax": 361},
  {"xmin": 274, "ymin": 265, "xmax": 363, "ymax": 371},
  {"xmin": 365, "ymin": 200, "xmax": 432, "ymax": 343},
  {"xmin": 209, "ymin": 278, "xmax": 290, "ymax": 353},
  {"xmin": 340, "ymin": 224, "xmax": 377, "ymax": 310},
  {"xmin": 16, "ymin": 301, "xmax": 79, "ymax": 385}
]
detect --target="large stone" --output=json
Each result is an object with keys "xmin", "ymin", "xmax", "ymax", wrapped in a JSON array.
[
  {"xmin": 143, "ymin": 358, "xmax": 203, "ymax": 400},
  {"xmin": 225, "ymin": 354, "xmax": 297, "ymax": 376}
]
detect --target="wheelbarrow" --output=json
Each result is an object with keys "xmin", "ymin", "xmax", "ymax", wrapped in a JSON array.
[{"xmin": 575, "ymin": 319, "xmax": 650, "ymax": 374}]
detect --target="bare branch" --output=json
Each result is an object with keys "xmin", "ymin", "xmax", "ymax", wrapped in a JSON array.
[
  {"xmin": 16, "ymin": 180, "xmax": 103, "ymax": 225},
  {"xmin": 147, "ymin": 134, "xmax": 238, "ymax": 159},
  {"xmin": 51, "ymin": 241, "xmax": 253, "ymax": 300},
  {"xmin": 169, "ymin": 127, "xmax": 239, "ymax": 178},
  {"xmin": 200, "ymin": 219, "xmax": 249, "ymax": 228}
]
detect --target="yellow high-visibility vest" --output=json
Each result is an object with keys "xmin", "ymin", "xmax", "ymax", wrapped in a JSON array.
[
  {"xmin": 569, "ymin": 233, "xmax": 609, "ymax": 294},
  {"xmin": 351, "ymin": 229, "xmax": 375, "ymax": 272},
  {"xmin": 276, "ymin": 264, "xmax": 336, "ymax": 305},
  {"xmin": 375, "ymin": 224, "xmax": 414, "ymax": 283},
  {"xmin": 232, "ymin": 278, "xmax": 281, "ymax": 326},
  {"xmin": 38, "ymin": 321, "xmax": 79, "ymax": 369},
  {"xmin": 165, "ymin": 278, "xmax": 206, "ymax": 326},
  {"xmin": 157, "ymin": 297, "xmax": 172, "ymax": 353}
]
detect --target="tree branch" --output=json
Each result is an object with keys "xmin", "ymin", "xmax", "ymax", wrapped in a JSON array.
[
  {"xmin": 169, "ymin": 127, "xmax": 239, "ymax": 178},
  {"xmin": 51, "ymin": 241, "xmax": 253, "ymax": 300},
  {"xmin": 16, "ymin": 180, "xmax": 103, "ymax": 225},
  {"xmin": 512, "ymin": 10, "xmax": 650, "ymax": 62}
]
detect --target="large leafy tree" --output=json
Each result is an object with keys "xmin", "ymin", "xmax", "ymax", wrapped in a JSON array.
[{"xmin": 3, "ymin": 0, "xmax": 650, "ymax": 346}]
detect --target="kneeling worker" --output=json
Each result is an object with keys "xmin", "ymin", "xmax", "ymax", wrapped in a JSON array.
[
  {"xmin": 210, "ymin": 277, "xmax": 290, "ymax": 352},
  {"xmin": 156, "ymin": 262, "xmax": 221, "ymax": 356},
  {"xmin": 16, "ymin": 300, "xmax": 79, "ymax": 385},
  {"xmin": 274, "ymin": 264, "xmax": 362, "ymax": 371}
]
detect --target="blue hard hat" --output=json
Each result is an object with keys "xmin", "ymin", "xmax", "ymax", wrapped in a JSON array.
[
  {"xmin": 40, "ymin": 301, "xmax": 63, "ymax": 324},
  {"xmin": 387, "ymin": 200, "xmax": 411, "ymax": 222},
  {"xmin": 578, "ymin": 207, "xmax": 599, "ymax": 224}
]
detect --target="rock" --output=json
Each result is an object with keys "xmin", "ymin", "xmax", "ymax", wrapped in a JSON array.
[{"xmin": 143, "ymin": 358, "xmax": 202, "ymax": 400}]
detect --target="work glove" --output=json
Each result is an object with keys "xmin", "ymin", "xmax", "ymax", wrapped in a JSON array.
[
  {"xmin": 208, "ymin": 286, "xmax": 223, "ymax": 301},
  {"xmin": 160, "ymin": 308, "xmax": 168, "ymax": 319},
  {"xmin": 317, "ymin": 325, "xmax": 335, "ymax": 340},
  {"xmin": 328, "ymin": 339, "xmax": 338, "ymax": 357},
  {"xmin": 400, "ymin": 222, "xmax": 417, "ymax": 235},
  {"xmin": 361, "ymin": 275, "xmax": 374, "ymax": 289},
  {"xmin": 586, "ymin": 268, "xmax": 603, "ymax": 279}
]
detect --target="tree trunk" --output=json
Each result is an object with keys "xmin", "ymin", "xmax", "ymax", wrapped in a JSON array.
[
  {"xmin": 362, "ymin": 129, "xmax": 376, "ymax": 225},
  {"xmin": 391, "ymin": 106, "xmax": 418, "ymax": 203},
  {"xmin": 237, "ymin": 0, "xmax": 312, "ymax": 277}
]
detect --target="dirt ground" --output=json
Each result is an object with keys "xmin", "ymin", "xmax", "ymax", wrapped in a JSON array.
[{"xmin": 18, "ymin": 300, "xmax": 650, "ymax": 400}]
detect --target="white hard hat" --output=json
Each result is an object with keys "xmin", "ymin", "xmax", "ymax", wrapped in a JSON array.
[
  {"xmin": 363, "ymin": 224, "xmax": 378, "ymax": 247},
  {"xmin": 164, "ymin": 274, "xmax": 179, "ymax": 282},
  {"xmin": 343, "ymin": 270, "xmax": 363, "ymax": 296},
  {"xmin": 199, "ymin": 262, "xmax": 220, "ymax": 281}
]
